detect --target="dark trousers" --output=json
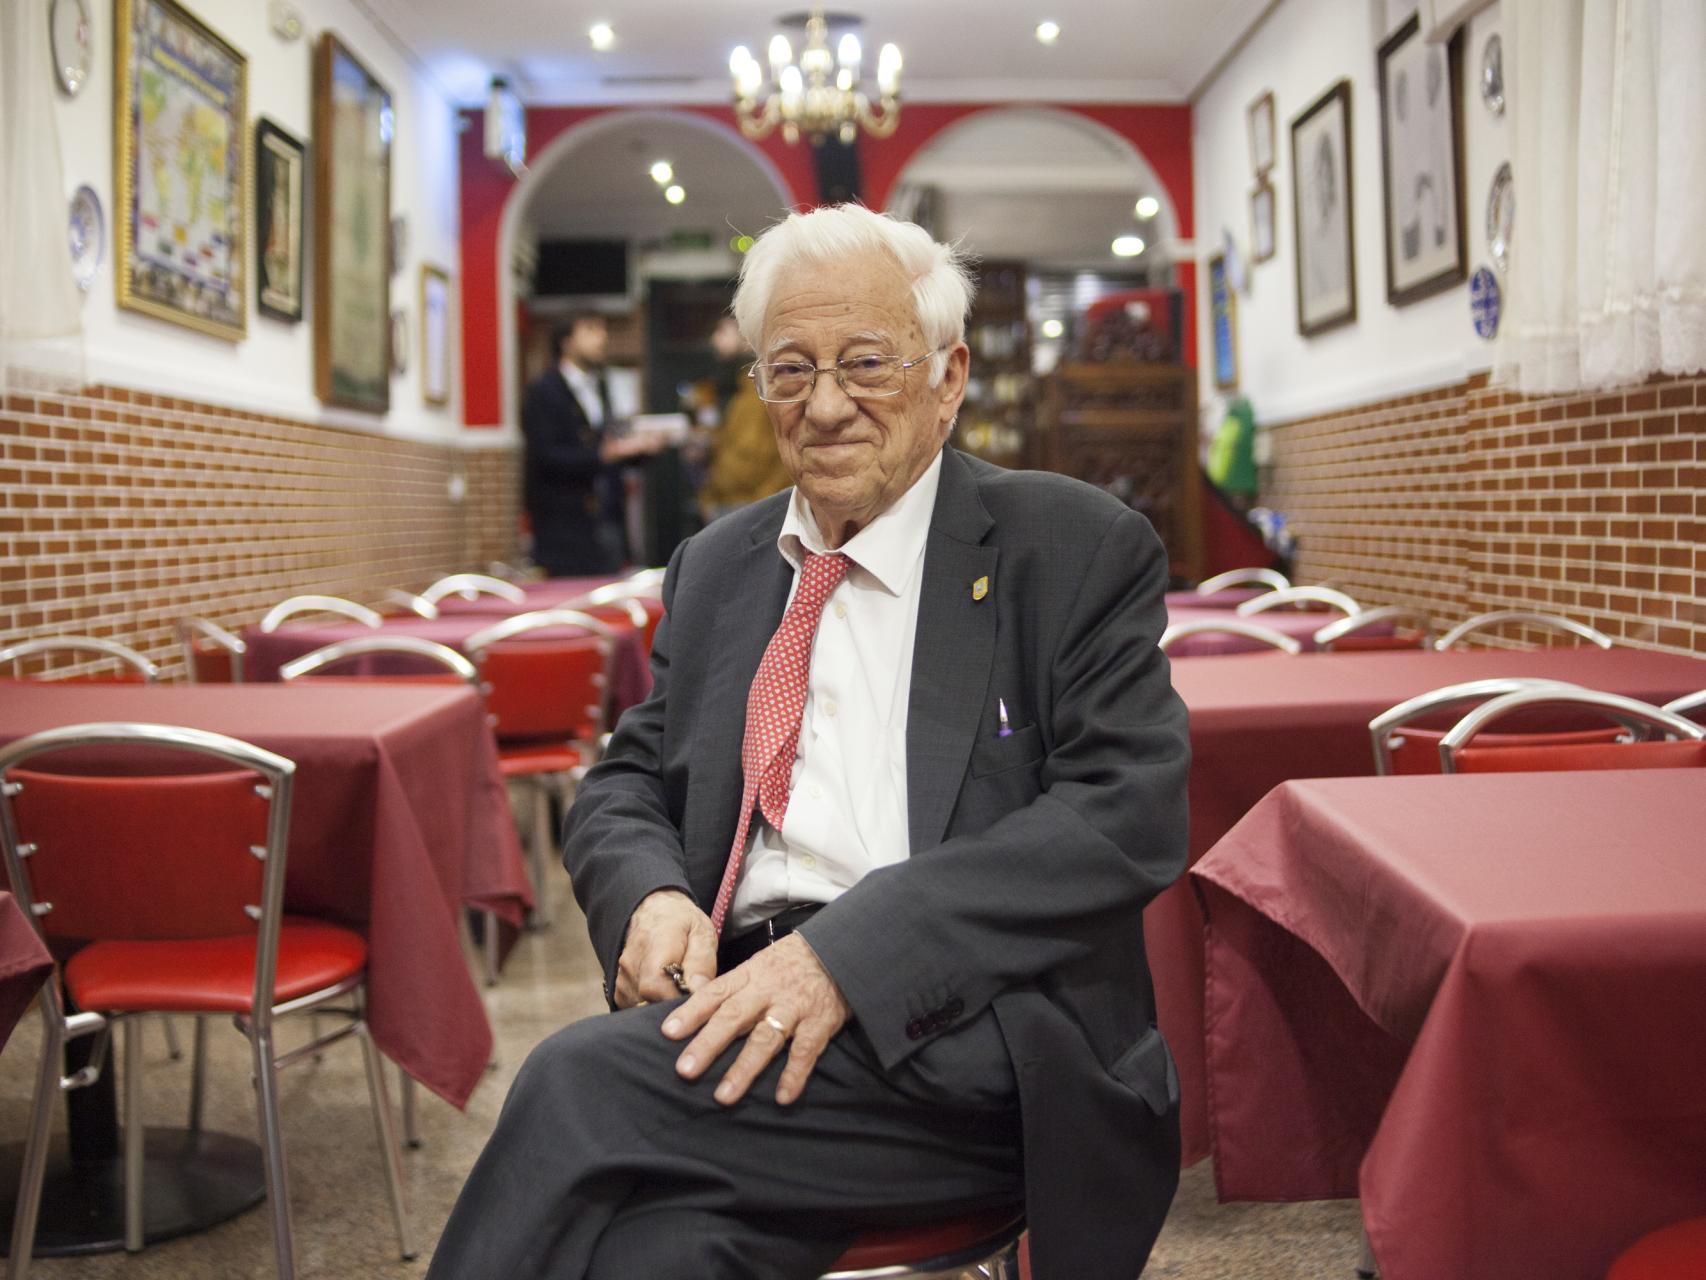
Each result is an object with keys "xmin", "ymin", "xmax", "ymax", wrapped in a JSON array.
[{"xmin": 426, "ymin": 1000, "xmax": 1023, "ymax": 1280}]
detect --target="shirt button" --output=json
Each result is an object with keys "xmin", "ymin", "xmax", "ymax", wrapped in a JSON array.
[
  {"xmin": 800, "ymin": 854, "xmax": 817, "ymax": 870},
  {"xmin": 824, "ymin": 699, "xmax": 838, "ymax": 717},
  {"xmin": 834, "ymin": 603, "xmax": 847, "ymax": 619},
  {"xmin": 809, "ymin": 782, "xmax": 823, "ymax": 800}
]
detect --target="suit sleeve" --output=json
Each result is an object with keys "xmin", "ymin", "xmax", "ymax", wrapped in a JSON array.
[
  {"xmin": 561, "ymin": 539, "xmax": 696, "ymax": 1000},
  {"xmin": 798, "ymin": 509, "xmax": 1189, "ymax": 1070},
  {"xmin": 521, "ymin": 379, "xmax": 604, "ymax": 483}
]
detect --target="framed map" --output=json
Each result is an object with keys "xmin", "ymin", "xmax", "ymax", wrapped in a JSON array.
[
  {"xmin": 313, "ymin": 33, "xmax": 392, "ymax": 413},
  {"xmin": 113, "ymin": 0, "xmax": 248, "ymax": 340},
  {"xmin": 254, "ymin": 118, "xmax": 305, "ymax": 322}
]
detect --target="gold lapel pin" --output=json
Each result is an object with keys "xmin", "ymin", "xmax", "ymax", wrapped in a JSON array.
[{"xmin": 972, "ymin": 575, "xmax": 990, "ymax": 601}]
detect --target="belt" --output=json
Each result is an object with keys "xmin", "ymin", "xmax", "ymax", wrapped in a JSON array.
[{"xmin": 718, "ymin": 903, "xmax": 825, "ymax": 971}]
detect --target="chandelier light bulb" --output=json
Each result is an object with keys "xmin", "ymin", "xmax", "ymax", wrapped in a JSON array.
[
  {"xmin": 768, "ymin": 35, "xmax": 793, "ymax": 70},
  {"xmin": 876, "ymin": 43, "xmax": 902, "ymax": 95},
  {"xmin": 779, "ymin": 64, "xmax": 804, "ymax": 97},
  {"xmin": 1112, "ymin": 235, "xmax": 1146, "ymax": 257},
  {"xmin": 649, "ymin": 160, "xmax": 673, "ymax": 184},
  {"xmin": 1135, "ymin": 195, "xmax": 1160, "ymax": 219},
  {"xmin": 588, "ymin": 22, "xmax": 614, "ymax": 50},
  {"xmin": 729, "ymin": 45, "xmax": 752, "ymax": 76},
  {"xmin": 664, "ymin": 184, "xmax": 685, "ymax": 205},
  {"xmin": 837, "ymin": 33, "xmax": 861, "ymax": 69}
]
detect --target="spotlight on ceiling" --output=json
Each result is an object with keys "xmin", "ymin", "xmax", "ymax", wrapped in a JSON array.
[
  {"xmin": 650, "ymin": 160, "xmax": 673, "ymax": 184},
  {"xmin": 1135, "ymin": 195, "xmax": 1160, "ymax": 219},
  {"xmin": 1111, "ymin": 235, "xmax": 1146, "ymax": 257},
  {"xmin": 1041, "ymin": 318, "xmax": 1065, "ymax": 339},
  {"xmin": 664, "ymin": 184, "xmax": 686, "ymax": 205},
  {"xmin": 589, "ymin": 22, "xmax": 614, "ymax": 50},
  {"xmin": 1035, "ymin": 20, "xmax": 1061, "ymax": 44}
]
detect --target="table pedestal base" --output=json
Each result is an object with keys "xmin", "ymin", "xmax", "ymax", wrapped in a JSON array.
[{"xmin": 0, "ymin": 1127, "xmax": 265, "ymax": 1257}]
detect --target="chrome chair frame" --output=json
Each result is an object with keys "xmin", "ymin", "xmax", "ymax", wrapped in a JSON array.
[
  {"xmin": 258, "ymin": 595, "xmax": 384, "ymax": 633},
  {"xmin": 176, "ymin": 617, "xmax": 247, "ymax": 683},
  {"xmin": 1196, "ymin": 567, "xmax": 1290, "ymax": 596},
  {"xmin": 1368, "ymin": 678, "xmax": 1585, "ymax": 775},
  {"xmin": 0, "ymin": 636, "xmax": 158, "ymax": 683},
  {"xmin": 278, "ymin": 636, "xmax": 478, "ymax": 684},
  {"xmin": 1159, "ymin": 619, "xmax": 1302, "ymax": 656},
  {"xmin": 565, "ymin": 589, "xmax": 651, "ymax": 627},
  {"xmin": 1437, "ymin": 688, "xmax": 1703, "ymax": 773},
  {"xmin": 1663, "ymin": 690, "xmax": 1706, "ymax": 721},
  {"xmin": 819, "ymin": 1214, "xmax": 1024, "ymax": 1280},
  {"xmin": 380, "ymin": 589, "xmax": 440, "ymax": 619},
  {"xmin": 1313, "ymin": 606, "xmax": 1434, "ymax": 651},
  {"xmin": 1235, "ymin": 585, "xmax": 1360, "ymax": 618},
  {"xmin": 0, "ymin": 723, "xmax": 413, "ymax": 1280},
  {"xmin": 1433, "ymin": 610, "xmax": 1612, "ymax": 651},
  {"xmin": 420, "ymin": 573, "xmax": 527, "ymax": 607}
]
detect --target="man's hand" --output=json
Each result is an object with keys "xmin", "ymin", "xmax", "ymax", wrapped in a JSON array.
[
  {"xmin": 662, "ymin": 934, "xmax": 851, "ymax": 1107},
  {"xmin": 614, "ymin": 890, "xmax": 718, "ymax": 1008}
]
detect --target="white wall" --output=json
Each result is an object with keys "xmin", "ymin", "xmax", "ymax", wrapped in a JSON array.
[
  {"xmin": 53, "ymin": 0, "xmax": 465, "ymax": 440},
  {"xmin": 1192, "ymin": 0, "xmax": 1507, "ymax": 426}
]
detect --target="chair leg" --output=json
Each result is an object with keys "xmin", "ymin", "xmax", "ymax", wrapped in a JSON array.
[
  {"xmin": 482, "ymin": 909, "xmax": 500, "ymax": 987},
  {"xmin": 529, "ymin": 781, "xmax": 553, "ymax": 928},
  {"xmin": 400, "ymin": 1068, "xmax": 421, "ymax": 1148},
  {"xmin": 355, "ymin": 1024, "xmax": 417, "ymax": 1260},
  {"xmin": 187, "ymin": 1016, "xmax": 208, "ymax": 1133},
  {"xmin": 8, "ymin": 1003, "xmax": 65, "ymax": 1280},
  {"xmin": 122, "ymin": 1019, "xmax": 146, "ymax": 1252},
  {"xmin": 250, "ymin": 1026, "xmax": 296, "ymax": 1280},
  {"xmin": 159, "ymin": 1015, "xmax": 183, "ymax": 1061},
  {"xmin": 1357, "ymin": 1224, "xmax": 1378, "ymax": 1278}
]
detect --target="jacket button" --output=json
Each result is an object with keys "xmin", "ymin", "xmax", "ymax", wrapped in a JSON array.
[
  {"xmin": 943, "ymin": 998, "xmax": 964, "ymax": 1020},
  {"xmin": 905, "ymin": 1019, "xmax": 924, "ymax": 1041}
]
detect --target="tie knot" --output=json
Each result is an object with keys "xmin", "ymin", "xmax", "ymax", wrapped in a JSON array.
[{"xmin": 797, "ymin": 552, "xmax": 849, "ymax": 604}]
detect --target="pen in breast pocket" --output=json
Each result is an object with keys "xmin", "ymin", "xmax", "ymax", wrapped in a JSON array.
[{"xmin": 997, "ymin": 698, "xmax": 1013, "ymax": 737}]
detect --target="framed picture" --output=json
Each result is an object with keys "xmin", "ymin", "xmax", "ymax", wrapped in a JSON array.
[
  {"xmin": 420, "ymin": 264, "xmax": 452, "ymax": 406},
  {"xmin": 1250, "ymin": 179, "xmax": 1277, "ymax": 264},
  {"xmin": 1209, "ymin": 252, "xmax": 1237, "ymax": 390},
  {"xmin": 113, "ymin": 0, "xmax": 247, "ymax": 340},
  {"xmin": 1247, "ymin": 91, "xmax": 1276, "ymax": 176},
  {"xmin": 1290, "ymin": 80, "xmax": 1357, "ymax": 337},
  {"xmin": 313, "ymin": 32, "xmax": 392, "ymax": 413},
  {"xmin": 1378, "ymin": 14, "xmax": 1467, "ymax": 305},
  {"xmin": 254, "ymin": 118, "xmax": 305, "ymax": 322}
]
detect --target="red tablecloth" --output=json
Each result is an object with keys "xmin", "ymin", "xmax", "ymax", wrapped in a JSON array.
[
  {"xmin": 1157, "ymin": 646, "xmax": 1706, "ymax": 1163},
  {"xmin": 0, "ymin": 890, "xmax": 52, "ymax": 1053},
  {"xmin": 0, "ymin": 682, "xmax": 532, "ymax": 1107},
  {"xmin": 429, "ymin": 575, "xmax": 628, "ymax": 616},
  {"xmin": 1192, "ymin": 770, "xmax": 1706, "ymax": 1280},
  {"xmin": 241, "ymin": 613, "xmax": 653, "ymax": 716},
  {"xmin": 1163, "ymin": 606, "xmax": 1356, "ymax": 655}
]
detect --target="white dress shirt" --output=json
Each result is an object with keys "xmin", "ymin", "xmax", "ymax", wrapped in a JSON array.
[
  {"xmin": 560, "ymin": 360, "xmax": 606, "ymax": 428},
  {"xmin": 726, "ymin": 451, "xmax": 944, "ymax": 932}
]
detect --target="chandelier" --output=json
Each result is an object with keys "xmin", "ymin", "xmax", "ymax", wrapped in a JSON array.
[{"xmin": 729, "ymin": 8, "xmax": 902, "ymax": 146}]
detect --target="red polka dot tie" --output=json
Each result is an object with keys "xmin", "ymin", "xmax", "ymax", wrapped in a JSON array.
[{"xmin": 709, "ymin": 550, "xmax": 851, "ymax": 935}]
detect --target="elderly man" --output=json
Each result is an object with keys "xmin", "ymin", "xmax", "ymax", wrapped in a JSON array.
[{"xmin": 429, "ymin": 205, "xmax": 1188, "ymax": 1280}]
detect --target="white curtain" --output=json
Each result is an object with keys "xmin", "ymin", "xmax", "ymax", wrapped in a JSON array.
[
  {"xmin": 0, "ymin": 0, "xmax": 85, "ymax": 389},
  {"xmin": 1498, "ymin": 0, "xmax": 1706, "ymax": 393}
]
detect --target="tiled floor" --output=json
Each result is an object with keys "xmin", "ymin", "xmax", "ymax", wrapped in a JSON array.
[{"xmin": 0, "ymin": 873, "xmax": 1364, "ymax": 1278}]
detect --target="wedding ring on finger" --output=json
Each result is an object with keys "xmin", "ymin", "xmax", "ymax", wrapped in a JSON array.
[{"xmin": 762, "ymin": 1013, "xmax": 788, "ymax": 1037}]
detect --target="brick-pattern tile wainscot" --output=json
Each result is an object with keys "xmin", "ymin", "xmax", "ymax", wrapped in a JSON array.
[
  {"xmin": 1, "ymin": 385, "xmax": 520, "ymax": 680},
  {"xmin": 1261, "ymin": 371, "xmax": 1706, "ymax": 655}
]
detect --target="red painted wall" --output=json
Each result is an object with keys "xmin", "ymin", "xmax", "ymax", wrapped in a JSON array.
[{"xmin": 460, "ymin": 101, "xmax": 1194, "ymax": 427}]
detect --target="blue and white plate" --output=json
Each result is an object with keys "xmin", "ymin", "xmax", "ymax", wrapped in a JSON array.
[{"xmin": 68, "ymin": 184, "xmax": 103, "ymax": 292}]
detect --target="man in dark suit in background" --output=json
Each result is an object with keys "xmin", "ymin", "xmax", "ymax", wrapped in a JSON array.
[
  {"xmin": 432, "ymin": 205, "xmax": 1188, "ymax": 1279},
  {"xmin": 520, "ymin": 313, "xmax": 661, "ymax": 575}
]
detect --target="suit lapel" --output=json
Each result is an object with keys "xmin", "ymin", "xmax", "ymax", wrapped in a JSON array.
[{"xmin": 906, "ymin": 449, "xmax": 998, "ymax": 854}]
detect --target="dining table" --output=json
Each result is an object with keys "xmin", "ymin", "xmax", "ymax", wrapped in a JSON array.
[
  {"xmin": 0, "ymin": 680, "xmax": 531, "ymax": 1254},
  {"xmin": 1162, "ymin": 605, "xmax": 1357, "ymax": 655},
  {"xmin": 0, "ymin": 891, "xmax": 52, "ymax": 1053},
  {"xmin": 1191, "ymin": 769, "xmax": 1706, "ymax": 1280},
  {"xmin": 1155, "ymin": 645, "xmax": 1706, "ymax": 1164}
]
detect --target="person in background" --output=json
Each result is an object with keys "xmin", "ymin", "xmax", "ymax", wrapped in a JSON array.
[
  {"xmin": 699, "ymin": 316, "xmax": 793, "ymax": 521},
  {"xmin": 521, "ymin": 313, "xmax": 661, "ymax": 575}
]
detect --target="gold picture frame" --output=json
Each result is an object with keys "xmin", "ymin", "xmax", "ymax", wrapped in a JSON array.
[
  {"xmin": 420, "ymin": 264, "xmax": 452, "ymax": 407},
  {"xmin": 313, "ymin": 32, "xmax": 393, "ymax": 413},
  {"xmin": 113, "ymin": 0, "xmax": 248, "ymax": 340}
]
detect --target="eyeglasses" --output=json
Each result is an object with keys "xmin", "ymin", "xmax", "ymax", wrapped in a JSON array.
[{"xmin": 748, "ymin": 349, "xmax": 940, "ymax": 404}]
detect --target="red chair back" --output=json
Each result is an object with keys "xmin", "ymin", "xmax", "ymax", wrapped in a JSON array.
[
  {"xmin": 292, "ymin": 671, "xmax": 468, "ymax": 686},
  {"xmin": 8, "ymin": 766, "xmax": 268, "ymax": 943},
  {"xmin": 1453, "ymin": 739, "xmax": 1706, "ymax": 773},
  {"xmin": 479, "ymin": 638, "xmax": 607, "ymax": 742},
  {"xmin": 1329, "ymin": 629, "xmax": 1430, "ymax": 652},
  {"xmin": 189, "ymin": 642, "xmax": 238, "ymax": 684},
  {"xmin": 1386, "ymin": 726, "xmax": 1627, "ymax": 775}
]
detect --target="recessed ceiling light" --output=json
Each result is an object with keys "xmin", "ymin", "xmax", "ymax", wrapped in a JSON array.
[
  {"xmin": 1111, "ymin": 235, "xmax": 1145, "ymax": 257},
  {"xmin": 650, "ymin": 160, "xmax": 673, "ymax": 184},
  {"xmin": 1035, "ymin": 20, "xmax": 1061, "ymax": 44},
  {"xmin": 588, "ymin": 22, "xmax": 614, "ymax": 50},
  {"xmin": 664, "ymin": 184, "xmax": 686, "ymax": 205},
  {"xmin": 1041, "ymin": 318, "xmax": 1065, "ymax": 339},
  {"xmin": 1135, "ymin": 195, "xmax": 1160, "ymax": 219}
]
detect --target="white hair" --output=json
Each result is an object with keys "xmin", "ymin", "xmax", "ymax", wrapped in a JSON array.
[{"xmin": 732, "ymin": 204, "xmax": 976, "ymax": 386}]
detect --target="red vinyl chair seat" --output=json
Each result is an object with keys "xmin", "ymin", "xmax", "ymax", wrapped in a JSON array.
[
  {"xmin": 1388, "ymin": 726, "xmax": 1626, "ymax": 775},
  {"xmin": 828, "ymin": 1208, "xmax": 1023, "ymax": 1272},
  {"xmin": 1454, "ymin": 738, "xmax": 1706, "ymax": 773},
  {"xmin": 1607, "ymin": 1216, "xmax": 1706, "ymax": 1279},
  {"xmin": 497, "ymin": 740, "xmax": 591, "ymax": 778},
  {"xmin": 64, "ymin": 917, "xmax": 367, "ymax": 1014},
  {"xmin": 1330, "ymin": 629, "xmax": 1429, "ymax": 652}
]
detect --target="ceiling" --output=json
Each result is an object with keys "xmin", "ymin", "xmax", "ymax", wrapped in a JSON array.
[{"xmin": 356, "ymin": 0, "xmax": 1276, "ymax": 107}]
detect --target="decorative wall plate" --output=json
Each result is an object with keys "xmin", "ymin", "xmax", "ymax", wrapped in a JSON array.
[
  {"xmin": 1486, "ymin": 162, "xmax": 1514, "ymax": 273},
  {"xmin": 390, "ymin": 307, "xmax": 409, "ymax": 375},
  {"xmin": 68, "ymin": 184, "xmax": 104, "ymax": 292},
  {"xmin": 1480, "ymin": 34, "xmax": 1504, "ymax": 116},
  {"xmin": 51, "ymin": 0, "xmax": 93, "ymax": 96},
  {"xmin": 1470, "ymin": 265, "xmax": 1501, "ymax": 339}
]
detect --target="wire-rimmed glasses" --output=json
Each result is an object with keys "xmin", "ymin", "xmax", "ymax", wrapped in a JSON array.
[{"xmin": 749, "ymin": 349, "xmax": 940, "ymax": 403}]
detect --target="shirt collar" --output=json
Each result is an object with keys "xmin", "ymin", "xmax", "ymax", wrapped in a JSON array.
[
  {"xmin": 777, "ymin": 450, "xmax": 943, "ymax": 596},
  {"xmin": 560, "ymin": 360, "xmax": 595, "ymax": 389}
]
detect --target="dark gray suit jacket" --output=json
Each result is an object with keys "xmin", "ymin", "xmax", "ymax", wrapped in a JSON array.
[{"xmin": 564, "ymin": 446, "xmax": 1189, "ymax": 1278}]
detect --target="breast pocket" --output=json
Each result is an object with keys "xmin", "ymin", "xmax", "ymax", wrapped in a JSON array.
[{"xmin": 968, "ymin": 722, "xmax": 1043, "ymax": 777}]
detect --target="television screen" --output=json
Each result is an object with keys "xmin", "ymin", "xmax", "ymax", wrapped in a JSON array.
[{"xmin": 534, "ymin": 239, "xmax": 628, "ymax": 297}]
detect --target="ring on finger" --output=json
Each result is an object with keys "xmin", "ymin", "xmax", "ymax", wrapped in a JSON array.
[{"xmin": 762, "ymin": 1013, "xmax": 788, "ymax": 1036}]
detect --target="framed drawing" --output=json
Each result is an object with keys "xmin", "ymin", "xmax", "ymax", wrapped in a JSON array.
[
  {"xmin": 1247, "ymin": 91, "xmax": 1276, "ymax": 176},
  {"xmin": 1291, "ymin": 80, "xmax": 1357, "ymax": 337},
  {"xmin": 254, "ymin": 118, "xmax": 305, "ymax": 322},
  {"xmin": 420, "ymin": 264, "xmax": 452, "ymax": 406},
  {"xmin": 1250, "ymin": 179, "xmax": 1277, "ymax": 264},
  {"xmin": 313, "ymin": 32, "xmax": 392, "ymax": 413},
  {"xmin": 1209, "ymin": 252, "xmax": 1237, "ymax": 390},
  {"xmin": 1377, "ymin": 14, "xmax": 1466, "ymax": 305},
  {"xmin": 113, "ymin": 0, "xmax": 247, "ymax": 340}
]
